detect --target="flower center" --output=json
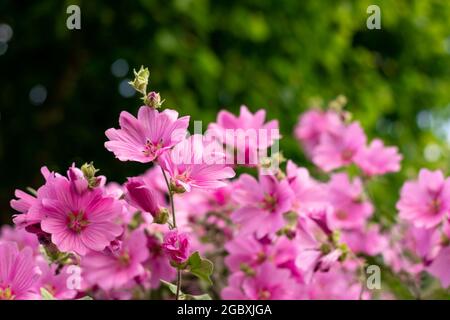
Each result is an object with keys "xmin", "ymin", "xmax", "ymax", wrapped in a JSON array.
[
  {"xmin": 429, "ymin": 199, "xmax": 441, "ymax": 214},
  {"xmin": 118, "ymin": 252, "xmax": 131, "ymax": 267},
  {"xmin": 341, "ymin": 149, "xmax": 353, "ymax": 161},
  {"xmin": 143, "ymin": 139, "xmax": 162, "ymax": 157},
  {"xmin": 262, "ymin": 194, "xmax": 277, "ymax": 212},
  {"xmin": 335, "ymin": 210, "xmax": 348, "ymax": 220},
  {"xmin": 67, "ymin": 211, "xmax": 89, "ymax": 233},
  {"xmin": 0, "ymin": 286, "xmax": 15, "ymax": 300},
  {"xmin": 258, "ymin": 289, "xmax": 271, "ymax": 300},
  {"xmin": 256, "ymin": 251, "xmax": 267, "ymax": 264}
]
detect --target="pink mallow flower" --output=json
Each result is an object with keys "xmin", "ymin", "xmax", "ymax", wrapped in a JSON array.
[
  {"xmin": 36, "ymin": 260, "xmax": 78, "ymax": 300},
  {"xmin": 0, "ymin": 242, "xmax": 39, "ymax": 300},
  {"xmin": 143, "ymin": 234, "xmax": 176, "ymax": 288},
  {"xmin": 326, "ymin": 173, "xmax": 373, "ymax": 230},
  {"xmin": 312, "ymin": 122, "xmax": 366, "ymax": 172},
  {"xmin": 427, "ymin": 247, "xmax": 450, "ymax": 288},
  {"xmin": 159, "ymin": 135, "xmax": 236, "ymax": 192},
  {"xmin": 162, "ymin": 229, "xmax": 191, "ymax": 264},
  {"xmin": 294, "ymin": 109, "xmax": 343, "ymax": 156},
  {"xmin": 40, "ymin": 177, "xmax": 123, "ymax": 256},
  {"xmin": 105, "ymin": 106, "xmax": 190, "ymax": 163},
  {"xmin": 231, "ymin": 174, "xmax": 294, "ymax": 238},
  {"xmin": 81, "ymin": 229, "xmax": 150, "ymax": 291},
  {"xmin": 397, "ymin": 169, "xmax": 450, "ymax": 228},
  {"xmin": 222, "ymin": 262, "xmax": 296, "ymax": 300},
  {"xmin": 354, "ymin": 139, "xmax": 402, "ymax": 176},
  {"xmin": 208, "ymin": 105, "xmax": 280, "ymax": 165},
  {"xmin": 124, "ymin": 177, "xmax": 166, "ymax": 222}
]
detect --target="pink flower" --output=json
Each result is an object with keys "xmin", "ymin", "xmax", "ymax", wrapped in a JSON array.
[
  {"xmin": 0, "ymin": 225, "xmax": 39, "ymax": 254},
  {"xmin": 397, "ymin": 169, "xmax": 450, "ymax": 228},
  {"xmin": 124, "ymin": 177, "xmax": 164, "ymax": 221},
  {"xmin": 354, "ymin": 139, "xmax": 402, "ymax": 176},
  {"xmin": 105, "ymin": 106, "xmax": 190, "ymax": 163},
  {"xmin": 326, "ymin": 173, "xmax": 373, "ymax": 229},
  {"xmin": 312, "ymin": 122, "xmax": 366, "ymax": 172},
  {"xmin": 341, "ymin": 225, "xmax": 388, "ymax": 256},
  {"xmin": 40, "ymin": 177, "xmax": 123, "ymax": 255},
  {"xmin": 36, "ymin": 261, "xmax": 77, "ymax": 299},
  {"xmin": 81, "ymin": 229, "xmax": 149, "ymax": 291},
  {"xmin": 159, "ymin": 135, "xmax": 236, "ymax": 192},
  {"xmin": 231, "ymin": 174, "xmax": 294, "ymax": 238},
  {"xmin": 428, "ymin": 247, "xmax": 450, "ymax": 288},
  {"xmin": 222, "ymin": 262, "xmax": 296, "ymax": 300},
  {"xmin": 0, "ymin": 242, "xmax": 39, "ymax": 300},
  {"xmin": 144, "ymin": 234, "xmax": 176, "ymax": 288},
  {"xmin": 162, "ymin": 230, "xmax": 191, "ymax": 264},
  {"xmin": 208, "ymin": 105, "xmax": 280, "ymax": 165},
  {"xmin": 294, "ymin": 109, "xmax": 342, "ymax": 156}
]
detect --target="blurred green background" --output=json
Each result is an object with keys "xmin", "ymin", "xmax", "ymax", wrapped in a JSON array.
[{"xmin": 1, "ymin": 0, "xmax": 450, "ymax": 227}]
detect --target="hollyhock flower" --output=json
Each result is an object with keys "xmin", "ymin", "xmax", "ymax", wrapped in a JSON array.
[
  {"xmin": 341, "ymin": 225, "xmax": 388, "ymax": 256},
  {"xmin": 295, "ymin": 211, "xmax": 342, "ymax": 283},
  {"xmin": 326, "ymin": 173, "xmax": 373, "ymax": 230},
  {"xmin": 294, "ymin": 109, "xmax": 342, "ymax": 156},
  {"xmin": 81, "ymin": 229, "xmax": 149, "ymax": 291},
  {"xmin": 144, "ymin": 234, "xmax": 176, "ymax": 288},
  {"xmin": 159, "ymin": 135, "xmax": 235, "ymax": 192},
  {"xmin": 124, "ymin": 177, "xmax": 167, "ymax": 223},
  {"xmin": 162, "ymin": 230, "xmax": 190, "ymax": 264},
  {"xmin": 312, "ymin": 122, "xmax": 366, "ymax": 172},
  {"xmin": 105, "ymin": 106, "xmax": 190, "ymax": 163},
  {"xmin": 354, "ymin": 139, "xmax": 402, "ymax": 176},
  {"xmin": 0, "ymin": 242, "xmax": 39, "ymax": 300},
  {"xmin": 397, "ymin": 169, "xmax": 450, "ymax": 228},
  {"xmin": 427, "ymin": 247, "xmax": 450, "ymax": 288},
  {"xmin": 36, "ymin": 260, "xmax": 77, "ymax": 299},
  {"xmin": 222, "ymin": 262, "xmax": 296, "ymax": 300},
  {"xmin": 285, "ymin": 160, "xmax": 324, "ymax": 212},
  {"xmin": 208, "ymin": 105, "xmax": 280, "ymax": 165},
  {"xmin": 231, "ymin": 174, "xmax": 294, "ymax": 238},
  {"xmin": 40, "ymin": 177, "xmax": 123, "ymax": 256}
]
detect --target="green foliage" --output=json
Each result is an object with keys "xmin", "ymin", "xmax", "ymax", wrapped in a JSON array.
[{"xmin": 187, "ymin": 251, "xmax": 214, "ymax": 285}]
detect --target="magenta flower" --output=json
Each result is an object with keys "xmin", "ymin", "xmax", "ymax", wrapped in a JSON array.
[
  {"xmin": 0, "ymin": 242, "xmax": 39, "ymax": 300},
  {"xmin": 231, "ymin": 174, "xmax": 294, "ymax": 238},
  {"xmin": 312, "ymin": 122, "xmax": 366, "ymax": 172},
  {"xmin": 159, "ymin": 135, "xmax": 236, "ymax": 192},
  {"xmin": 124, "ymin": 177, "xmax": 164, "ymax": 221},
  {"xmin": 162, "ymin": 230, "xmax": 190, "ymax": 264},
  {"xmin": 40, "ymin": 177, "xmax": 123, "ymax": 255},
  {"xmin": 326, "ymin": 173, "xmax": 373, "ymax": 230},
  {"xmin": 428, "ymin": 247, "xmax": 450, "ymax": 288},
  {"xmin": 294, "ymin": 109, "xmax": 342, "ymax": 156},
  {"xmin": 222, "ymin": 262, "xmax": 296, "ymax": 300},
  {"xmin": 105, "ymin": 106, "xmax": 190, "ymax": 163},
  {"xmin": 397, "ymin": 169, "xmax": 450, "ymax": 228},
  {"xmin": 81, "ymin": 229, "xmax": 150, "ymax": 291},
  {"xmin": 208, "ymin": 105, "xmax": 280, "ymax": 165},
  {"xmin": 354, "ymin": 139, "xmax": 402, "ymax": 176},
  {"xmin": 36, "ymin": 261, "xmax": 78, "ymax": 300}
]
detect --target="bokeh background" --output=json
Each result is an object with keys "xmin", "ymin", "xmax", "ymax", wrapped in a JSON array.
[{"xmin": 1, "ymin": 0, "xmax": 450, "ymax": 230}]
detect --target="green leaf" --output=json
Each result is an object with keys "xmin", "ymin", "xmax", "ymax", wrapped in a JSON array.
[
  {"xmin": 187, "ymin": 251, "xmax": 214, "ymax": 285},
  {"xmin": 40, "ymin": 288, "xmax": 56, "ymax": 300},
  {"xmin": 160, "ymin": 280, "xmax": 211, "ymax": 300},
  {"xmin": 77, "ymin": 296, "xmax": 93, "ymax": 300}
]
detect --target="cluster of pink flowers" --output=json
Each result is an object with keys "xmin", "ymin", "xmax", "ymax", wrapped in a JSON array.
[{"xmin": 1, "ymin": 70, "xmax": 449, "ymax": 300}]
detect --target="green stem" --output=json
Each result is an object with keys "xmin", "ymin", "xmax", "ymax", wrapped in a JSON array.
[
  {"xmin": 160, "ymin": 166, "xmax": 176, "ymax": 229},
  {"xmin": 160, "ymin": 165, "xmax": 181, "ymax": 300}
]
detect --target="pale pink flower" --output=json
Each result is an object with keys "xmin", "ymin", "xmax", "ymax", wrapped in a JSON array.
[
  {"xmin": 312, "ymin": 122, "xmax": 366, "ymax": 172},
  {"xmin": 40, "ymin": 177, "xmax": 123, "ymax": 256},
  {"xmin": 354, "ymin": 139, "xmax": 402, "ymax": 176},
  {"xmin": 208, "ymin": 105, "xmax": 280, "ymax": 165},
  {"xmin": 294, "ymin": 109, "xmax": 342, "ymax": 156},
  {"xmin": 0, "ymin": 242, "xmax": 39, "ymax": 300},
  {"xmin": 222, "ymin": 262, "xmax": 296, "ymax": 300},
  {"xmin": 36, "ymin": 260, "xmax": 77, "ymax": 300},
  {"xmin": 105, "ymin": 106, "xmax": 189, "ymax": 163},
  {"xmin": 231, "ymin": 174, "xmax": 294, "ymax": 238},
  {"xmin": 428, "ymin": 247, "xmax": 450, "ymax": 288},
  {"xmin": 0, "ymin": 225, "xmax": 39, "ymax": 254},
  {"xmin": 397, "ymin": 169, "xmax": 450, "ymax": 228},
  {"xmin": 81, "ymin": 229, "xmax": 149, "ymax": 291},
  {"xmin": 162, "ymin": 229, "xmax": 190, "ymax": 264},
  {"xmin": 159, "ymin": 135, "xmax": 236, "ymax": 192},
  {"xmin": 326, "ymin": 173, "xmax": 373, "ymax": 229}
]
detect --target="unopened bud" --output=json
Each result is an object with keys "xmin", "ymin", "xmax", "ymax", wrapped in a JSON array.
[
  {"xmin": 81, "ymin": 162, "xmax": 100, "ymax": 189},
  {"xmin": 144, "ymin": 91, "xmax": 164, "ymax": 109},
  {"xmin": 153, "ymin": 208, "xmax": 169, "ymax": 224},
  {"xmin": 128, "ymin": 66, "xmax": 150, "ymax": 95}
]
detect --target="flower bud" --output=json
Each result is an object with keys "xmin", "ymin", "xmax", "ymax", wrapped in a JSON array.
[
  {"xmin": 128, "ymin": 66, "xmax": 150, "ymax": 95},
  {"xmin": 153, "ymin": 208, "xmax": 169, "ymax": 225},
  {"xmin": 81, "ymin": 162, "xmax": 101, "ymax": 189},
  {"xmin": 144, "ymin": 91, "xmax": 164, "ymax": 109}
]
